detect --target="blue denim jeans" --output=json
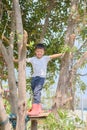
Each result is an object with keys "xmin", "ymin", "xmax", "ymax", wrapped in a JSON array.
[{"xmin": 31, "ymin": 76, "xmax": 45, "ymax": 104}]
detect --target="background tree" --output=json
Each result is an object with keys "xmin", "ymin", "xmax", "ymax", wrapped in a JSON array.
[{"xmin": 53, "ymin": 0, "xmax": 87, "ymax": 110}]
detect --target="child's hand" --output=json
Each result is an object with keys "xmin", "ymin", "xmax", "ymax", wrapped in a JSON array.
[{"xmin": 61, "ymin": 53, "xmax": 65, "ymax": 58}]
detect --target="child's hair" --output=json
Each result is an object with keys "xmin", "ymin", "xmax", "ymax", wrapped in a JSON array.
[{"xmin": 35, "ymin": 43, "xmax": 45, "ymax": 50}]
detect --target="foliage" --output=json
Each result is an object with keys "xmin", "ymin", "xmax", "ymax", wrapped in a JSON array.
[
  {"xmin": 76, "ymin": 77, "xmax": 87, "ymax": 92},
  {"xmin": 3, "ymin": 99, "xmax": 11, "ymax": 114},
  {"xmin": 1, "ymin": 0, "xmax": 87, "ymax": 86},
  {"xmin": 0, "ymin": 0, "xmax": 69, "ymax": 88},
  {"xmin": 44, "ymin": 109, "xmax": 85, "ymax": 130},
  {"xmin": 0, "ymin": 0, "xmax": 87, "ymax": 114},
  {"xmin": 27, "ymin": 99, "xmax": 32, "ymax": 110}
]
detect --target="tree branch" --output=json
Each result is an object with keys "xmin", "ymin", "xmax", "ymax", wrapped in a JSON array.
[
  {"xmin": 72, "ymin": 51, "xmax": 87, "ymax": 71},
  {"xmin": 39, "ymin": 1, "xmax": 56, "ymax": 43},
  {"xmin": 0, "ymin": 0, "xmax": 3, "ymax": 21},
  {"xmin": 2, "ymin": 35, "xmax": 10, "ymax": 44},
  {"xmin": 0, "ymin": 40, "xmax": 9, "ymax": 65},
  {"xmin": 75, "ymin": 39, "xmax": 87, "ymax": 56},
  {"xmin": 77, "ymin": 72, "xmax": 87, "ymax": 76}
]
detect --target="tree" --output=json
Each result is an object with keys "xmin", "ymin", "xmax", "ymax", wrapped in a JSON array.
[
  {"xmin": 53, "ymin": 0, "xmax": 87, "ymax": 110},
  {"xmin": 0, "ymin": 0, "xmax": 87, "ymax": 129},
  {"xmin": 0, "ymin": 79, "xmax": 11, "ymax": 130},
  {"xmin": 0, "ymin": 0, "xmax": 27, "ymax": 130}
]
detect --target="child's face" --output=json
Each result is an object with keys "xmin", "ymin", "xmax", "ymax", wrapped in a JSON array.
[{"xmin": 35, "ymin": 48, "xmax": 45, "ymax": 58}]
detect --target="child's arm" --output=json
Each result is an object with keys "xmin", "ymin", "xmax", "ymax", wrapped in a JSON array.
[{"xmin": 49, "ymin": 53, "xmax": 64, "ymax": 59}]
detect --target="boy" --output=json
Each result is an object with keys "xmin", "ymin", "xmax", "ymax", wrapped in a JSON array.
[{"xmin": 27, "ymin": 43, "xmax": 63, "ymax": 116}]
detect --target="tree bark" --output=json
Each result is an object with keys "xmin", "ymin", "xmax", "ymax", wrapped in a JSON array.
[
  {"xmin": 31, "ymin": 120, "xmax": 37, "ymax": 130},
  {"xmin": 0, "ymin": 40, "xmax": 18, "ymax": 114},
  {"xmin": 39, "ymin": 1, "xmax": 56, "ymax": 43},
  {"xmin": 12, "ymin": 0, "xmax": 27, "ymax": 130},
  {"xmin": 0, "ymin": 83, "xmax": 11, "ymax": 130},
  {"xmin": 53, "ymin": 0, "xmax": 81, "ymax": 111},
  {"xmin": 0, "ymin": 0, "xmax": 3, "ymax": 21}
]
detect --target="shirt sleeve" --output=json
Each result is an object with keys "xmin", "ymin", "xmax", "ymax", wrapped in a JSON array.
[{"xmin": 44, "ymin": 56, "xmax": 51, "ymax": 62}]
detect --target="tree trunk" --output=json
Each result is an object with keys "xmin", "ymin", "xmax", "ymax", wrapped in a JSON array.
[
  {"xmin": 12, "ymin": 0, "xmax": 27, "ymax": 130},
  {"xmin": 0, "ymin": 39, "xmax": 17, "ymax": 130},
  {"xmin": 0, "ymin": 39, "xmax": 18, "ymax": 114},
  {"xmin": 0, "ymin": 85, "xmax": 11, "ymax": 130},
  {"xmin": 8, "ymin": 62, "xmax": 18, "ymax": 113},
  {"xmin": 53, "ymin": 0, "xmax": 79, "ymax": 111}
]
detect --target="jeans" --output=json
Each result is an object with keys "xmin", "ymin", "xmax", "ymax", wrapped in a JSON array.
[{"xmin": 31, "ymin": 76, "xmax": 45, "ymax": 104}]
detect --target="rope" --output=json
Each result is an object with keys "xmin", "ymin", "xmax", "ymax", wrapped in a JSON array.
[
  {"xmin": 9, "ymin": 113, "xmax": 30, "ymax": 129},
  {"xmin": 0, "ymin": 117, "xmax": 9, "ymax": 126}
]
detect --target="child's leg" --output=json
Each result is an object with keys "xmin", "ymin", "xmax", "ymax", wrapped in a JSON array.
[
  {"xmin": 28, "ymin": 77, "xmax": 45, "ymax": 116},
  {"xmin": 33, "ymin": 77, "xmax": 45, "ymax": 104}
]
